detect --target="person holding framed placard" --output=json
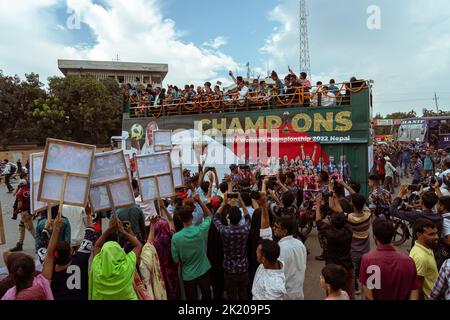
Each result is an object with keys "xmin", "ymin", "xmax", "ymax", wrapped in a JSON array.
[
  {"xmin": 36, "ymin": 204, "xmax": 95, "ymax": 300},
  {"xmin": 116, "ymin": 204, "xmax": 146, "ymax": 244},
  {"xmin": 34, "ymin": 206, "xmax": 71, "ymax": 252}
]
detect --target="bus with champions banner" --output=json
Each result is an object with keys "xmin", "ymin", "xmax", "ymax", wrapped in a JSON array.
[{"xmin": 116, "ymin": 80, "xmax": 374, "ymax": 196}]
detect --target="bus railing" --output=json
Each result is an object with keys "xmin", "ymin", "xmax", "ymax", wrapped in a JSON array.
[{"xmin": 126, "ymin": 81, "xmax": 368, "ymax": 119}]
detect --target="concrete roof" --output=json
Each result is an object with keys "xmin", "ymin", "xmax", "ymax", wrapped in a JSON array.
[{"xmin": 58, "ymin": 59, "xmax": 168, "ymax": 75}]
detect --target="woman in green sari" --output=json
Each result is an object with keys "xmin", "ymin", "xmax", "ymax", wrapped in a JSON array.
[{"xmin": 89, "ymin": 218, "xmax": 142, "ymax": 300}]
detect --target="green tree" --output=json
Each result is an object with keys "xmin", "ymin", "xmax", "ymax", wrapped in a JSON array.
[
  {"xmin": 384, "ymin": 110, "xmax": 417, "ymax": 119},
  {"xmin": 46, "ymin": 75, "xmax": 122, "ymax": 145},
  {"xmin": 422, "ymin": 108, "xmax": 450, "ymax": 117},
  {"xmin": 0, "ymin": 72, "xmax": 46, "ymax": 145},
  {"xmin": 32, "ymin": 97, "xmax": 71, "ymax": 141},
  {"xmin": 373, "ymin": 113, "xmax": 384, "ymax": 119}
]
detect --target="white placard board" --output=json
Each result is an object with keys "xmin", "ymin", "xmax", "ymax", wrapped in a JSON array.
[
  {"xmin": 136, "ymin": 151, "xmax": 176, "ymax": 201},
  {"xmin": 157, "ymin": 174, "xmax": 175, "ymax": 198},
  {"xmin": 136, "ymin": 152, "xmax": 172, "ymax": 177},
  {"xmin": 91, "ymin": 151, "xmax": 128, "ymax": 185},
  {"xmin": 41, "ymin": 173, "xmax": 88, "ymax": 205},
  {"xmin": 30, "ymin": 152, "xmax": 47, "ymax": 213},
  {"xmin": 153, "ymin": 130, "xmax": 172, "ymax": 147},
  {"xmin": 172, "ymin": 167, "xmax": 183, "ymax": 188},
  {"xmin": 38, "ymin": 139, "xmax": 96, "ymax": 207},
  {"xmin": 140, "ymin": 177, "xmax": 159, "ymax": 201},
  {"xmin": 89, "ymin": 150, "xmax": 135, "ymax": 212},
  {"xmin": 90, "ymin": 180, "xmax": 135, "ymax": 212}
]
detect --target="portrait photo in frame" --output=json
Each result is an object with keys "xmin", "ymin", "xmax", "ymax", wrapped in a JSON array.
[
  {"xmin": 38, "ymin": 138, "xmax": 96, "ymax": 208},
  {"xmin": 30, "ymin": 152, "xmax": 48, "ymax": 214},
  {"xmin": 89, "ymin": 150, "xmax": 135, "ymax": 213},
  {"xmin": 135, "ymin": 151, "xmax": 176, "ymax": 201}
]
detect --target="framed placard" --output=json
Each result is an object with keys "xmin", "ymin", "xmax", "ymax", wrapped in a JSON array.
[
  {"xmin": 0, "ymin": 200, "xmax": 5, "ymax": 245},
  {"xmin": 135, "ymin": 151, "xmax": 176, "ymax": 201},
  {"xmin": 38, "ymin": 138, "xmax": 96, "ymax": 207},
  {"xmin": 89, "ymin": 150, "xmax": 135, "ymax": 213},
  {"xmin": 30, "ymin": 152, "xmax": 48, "ymax": 214},
  {"xmin": 153, "ymin": 130, "xmax": 172, "ymax": 147},
  {"xmin": 136, "ymin": 152, "xmax": 171, "ymax": 178},
  {"xmin": 172, "ymin": 167, "xmax": 183, "ymax": 188}
]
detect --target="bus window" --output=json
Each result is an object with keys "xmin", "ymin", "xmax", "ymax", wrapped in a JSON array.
[{"xmin": 439, "ymin": 120, "xmax": 450, "ymax": 134}]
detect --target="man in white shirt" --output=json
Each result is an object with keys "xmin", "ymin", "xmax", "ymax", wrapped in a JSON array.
[
  {"xmin": 252, "ymin": 239, "xmax": 286, "ymax": 300},
  {"xmin": 321, "ymin": 86, "xmax": 337, "ymax": 107},
  {"xmin": 62, "ymin": 205, "xmax": 86, "ymax": 248},
  {"xmin": 254, "ymin": 192, "xmax": 307, "ymax": 300},
  {"xmin": 260, "ymin": 216, "xmax": 307, "ymax": 300},
  {"xmin": 251, "ymin": 193, "xmax": 287, "ymax": 300}
]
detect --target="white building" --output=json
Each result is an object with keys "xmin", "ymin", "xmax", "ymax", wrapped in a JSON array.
[{"xmin": 58, "ymin": 59, "xmax": 168, "ymax": 87}]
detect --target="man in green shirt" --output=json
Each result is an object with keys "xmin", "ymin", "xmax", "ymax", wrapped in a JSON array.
[{"xmin": 171, "ymin": 195, "xmax": 213, "ymax": 300}]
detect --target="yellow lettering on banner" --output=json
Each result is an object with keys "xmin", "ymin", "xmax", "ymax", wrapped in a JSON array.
[
  {"xmin": 228, "ymin": 117, "xmax": 244, "ymax": 134},
  {"xmin": 292, "ymin": 114, "xmax": 312, "ymax": 132},
  {"xmin": 314, "ymin": 112, "xmax": 334, "ymax": 132},
  {"xmin": 266, "ymin": 116, "xmax": 282, "ymax": 131},
  {"xmin": 212, "ymin": 118, "xmax": 227, "ymax": 134},
  {"xmin": 198, "ymin": 119, "xmax": 210, "ymax": 135},
  {"xmin": 245, "ymin": 116, "xmax": 264, "ymax": 134},
  {"xmin": 335, "ymin": 111, "xmax": 353, "ymax": 131}
]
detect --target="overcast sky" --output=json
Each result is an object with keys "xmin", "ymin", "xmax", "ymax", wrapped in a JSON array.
[{"xmin": 1, "ymin": 0, "xmax": 449, "ymax": 115}]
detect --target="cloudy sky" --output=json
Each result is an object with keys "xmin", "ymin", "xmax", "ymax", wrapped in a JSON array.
[{"xmin": 1, "ymin": 0, "xmax": 449, "ymax": 115}]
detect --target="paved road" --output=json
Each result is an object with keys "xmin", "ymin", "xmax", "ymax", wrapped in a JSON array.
[{"xmin": 0, "ymin": 177, "xmax": 412, "ymax": 300}]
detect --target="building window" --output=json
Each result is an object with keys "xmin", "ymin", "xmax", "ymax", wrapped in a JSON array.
[
  {"xmin": 143, "ymin": 76, "xmax": 150, "ymax": 84},
  {"xmin": 117, "ymin": 75, "xmax": 125, "ymax": 83}
]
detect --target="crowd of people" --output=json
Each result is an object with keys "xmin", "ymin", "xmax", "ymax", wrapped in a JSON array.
[
  {"xmin": 122, "ymin": 69, "xmax": 366, "ymax": 115},
  {"xmin": 1, "ymin": 140, "xmax": 450, "ymax": 301}
]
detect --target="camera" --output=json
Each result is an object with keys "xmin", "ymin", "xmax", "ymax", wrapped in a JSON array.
[{"xmin": 228, "ymin": 192, "xmax": 239, "ymax": 199}]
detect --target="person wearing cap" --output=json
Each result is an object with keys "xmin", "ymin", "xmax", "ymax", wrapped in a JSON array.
[
  {"xmin": 383, "ymin": 156, "xmax": 397, "ymax": 194},
  {"xmin": 10, "ymin": 180, "xmax": 34, "ymax": 252}
]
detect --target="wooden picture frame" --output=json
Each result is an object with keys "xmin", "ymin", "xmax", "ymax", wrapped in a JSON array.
[
  {"xmin": 0, "ymin": 201, "xmax": 5, "ymax": 245},
  {"xmin": 135, "ymin": 151, "xmax": 175, "ymax": 201},
  {"xmin": 153, "ymin": 130, "xmax": 172, "ymax": 148},
  {"xmin": 38, "ymin": 138, "xmax": 96, "ymax": 208},
  {"xmin": 89, "ymin": 150, "xmax": 135, "ymax": 213},
  {"xmin": 30, "ymin": 152, "xmax": 48, "ymax": 214}
]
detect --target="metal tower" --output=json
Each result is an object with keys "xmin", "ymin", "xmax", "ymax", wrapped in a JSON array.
[{"xmin": 299, "ymin": 0, "xmax": 311, "ymax": 78}]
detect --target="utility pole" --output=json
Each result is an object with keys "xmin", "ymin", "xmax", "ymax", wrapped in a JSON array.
[{"xmin": 433, "ymin": 92, "xmax": 439, "ymax": 112}]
